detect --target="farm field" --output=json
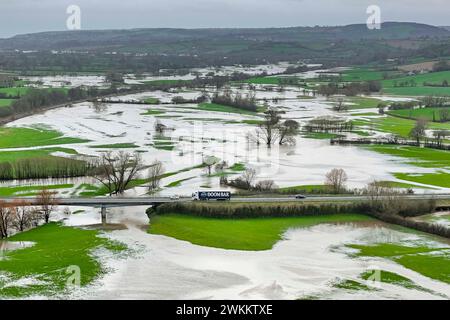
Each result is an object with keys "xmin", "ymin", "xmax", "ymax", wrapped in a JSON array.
[{"xmin": 388, "ymin": 107, "xmax": 450, "ymax": 122}]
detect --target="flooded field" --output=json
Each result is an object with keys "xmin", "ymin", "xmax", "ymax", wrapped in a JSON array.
[
  {"xmin": 50, "ymin": 206, "xmax": 449, "ymax": 300},
  {"xmin": 4, "ymin": 74, "xmax": 446, "ymax": 196},
  {"xmin": 1, "ymin": 64, "xmax": 450, "ymax": 300}
]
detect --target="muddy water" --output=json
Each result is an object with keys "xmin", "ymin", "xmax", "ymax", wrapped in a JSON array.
[
  {"xmin": 6, "ymin": 85, "xmax": 438, "ymax": 196},
  {"xmin": 58, "ymin": 207, "xmax": 450, "ymax": 300}
]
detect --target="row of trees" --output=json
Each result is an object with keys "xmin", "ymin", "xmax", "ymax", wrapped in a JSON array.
[
  {"xmin": 211, "ymin": 89, "xmax": 258, "ymax": 112},
  {"xmin": 318, "ymin": 81, "xmax": 381, "ymax": 97},
  {"xmin": 0, "ymin": 189, "xmax": 57, "ymax": 239},
  {"xmin": 304, "ymin": 116, "xmax": 353, "ymax": 133},
  {"xmin": 0, "ymin": 158, "xmax": 92, "ymax": 181}
]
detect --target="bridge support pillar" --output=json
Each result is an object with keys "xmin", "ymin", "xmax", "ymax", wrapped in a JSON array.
[{"xmin": 101, "ymin": 206, "xmax": 107, "ymax": 226}]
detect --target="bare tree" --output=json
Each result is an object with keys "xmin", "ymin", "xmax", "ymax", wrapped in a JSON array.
[
  {"xmin": 242, "ymin": 168, "xmax": 257, "ymax": 190},
  {"xmin": 203, "ymin": 156, "xmax": 220, "ymax": 176},
  {"xmin": 0, "ymin": 201, "xmax": 14, "ymax": 238},
  {"xmin": 333, "ymin": 97, "xmax": 348, "ymax": 112},
  {"xmin": 148, "ymin": 160, "xmax": 165, "ymax": 191},
  {"xmin": 409, "ymin": 118, "xmax": 428, "ymax": 145},
  {"xmin": 11, "ymin": 200, "xmax": 34, "ymax": 232},
  {"xmin": 254, "ymin": 180, "xmax": 278, "ymax": 192},
  {"xmin": 364, "ymin": 181, "xmax": 408, "ymax": 215},
  {"xmin": 325, "ymin": 168, "xmax": 348, "ymax": 194},
  {"xmin": 433, "ymin": 130, "xmax": 450, "ymax": 147},
  {"xmin": 255, "ymin": 107, "xmax": 284, "ymax": 147},
  {"xmin": 90, "ymin": 151, "xmax": 144, "ymax": 195},
  {"xmin": 155, "ymin": 120, "xmax": 167, "ymax": 134},
  {"xmin": 36, "ymin": 189, "xmax": 58, "ymax": 224}
]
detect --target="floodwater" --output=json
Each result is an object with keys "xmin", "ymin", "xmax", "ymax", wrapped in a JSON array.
[
  {"xmin": 5, "ymin": 81, "xmax": 444, "ymax": 196},
  {"xmin": 57, "ymin": 206, "xmax": 450, "ymax": 300}
]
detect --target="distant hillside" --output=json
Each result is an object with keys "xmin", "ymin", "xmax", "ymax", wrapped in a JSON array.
[{"xmin": 0, "ymin": 22, "xmax": 448, "ymax": 52}]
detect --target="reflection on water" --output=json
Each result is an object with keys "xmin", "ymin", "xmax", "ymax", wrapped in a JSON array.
[{"xmin": 54, "ymin": 206, "xmax": 450, "ymax": 300}]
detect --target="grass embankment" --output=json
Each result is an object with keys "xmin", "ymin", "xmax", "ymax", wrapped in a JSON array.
[
  {"xmin": 348, "ymin": 242, "xmax": 450, "ymax": 284},
  {"xmin": 0, "ymin": 127, "xmax": 88, "ymax": 149},
  {"xmin": 0, "ymin": 223, "xmax": 126, "ymax": 297},
  {"xmin": 149, "ymin": 213, "xmax": 371, "ymax": 251}
]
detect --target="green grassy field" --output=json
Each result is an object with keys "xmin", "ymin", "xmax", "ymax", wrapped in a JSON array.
[
  {"xmin": 277, "ymin": 184, "xmax": 329, "ymax": 194},
  {"xmin": 0, "ymin": 223, "xmax": 126, "ymax": 297},
  {"xmin": 381, "ymin": 71, "xmax": 450, "ymax": 96},
  {"xmin": 141, "ymin": 109, "xmax": 166, "ymax": 115},
  {"xmin": 0, "ymin": 86, "xmax": 30, "ymax": 96},
  {"xmin": 349, "ymin": 242, "xmax": 450, "ymax": 284},
  {"xmin": 165, "ymin": 177, "xmax": 195, "ymax": 188},
  {"xmin": 302, "ymin": 132, "xmax": 343, "ymax": 140},
  {"xmin": 394, "ymin": 172, "xmax": 450, "ymax": 188},
  {"xmin": 355, "ymin": 116, "xmax": 450, "ymax": 137},
  {"xmin": 0, "ymin": 183, "xmax": 73, "ymax": 197},
  {"xmin": 148, "ymin": 213, "xmax": 372, "ymax": 251},
  {"xmin": 143, "ymin": 97, "xmax": 160, "ymax": 104},
  {"xmin": 343, "ymin": 96, "xmax": 384, "ymax": 109},
  {"xmin": 0, "ymin": 99, "xmax": 15, "ymax": 107},
  {"xmin": 0, "ymin": 147, "xmax": 77, "ymax": 163},
  {"xmin": 197, "ymin": 103, "xmax": 260, "ymax": 115},
  {"xmin": 244, "ymin": 76, "xmax": 286, "ymax": 85},
  {"xmin": 388, "ymin": 107, "xmax": 450, "ymax": 122},
  {"xmin": 365, "ymin": 145, "xmax": 450, "ymax": 168},
  {"xmin": 142, "ymin": 79, "xmax": 191, "ymax": 86},
  {"xmin": 0, "ymin": 127, "xmax": 88, "ymax": 149},
  {"xmin": 89, "ymin": 143, "xmax": 139, "ymax": 149},
  {"xmin": 340, "ymin": 68, "xmax": 403, "ymax": 82},
  {"xmin": 376, "ymin": 180, "xmax": 436, "ymax": 190}
]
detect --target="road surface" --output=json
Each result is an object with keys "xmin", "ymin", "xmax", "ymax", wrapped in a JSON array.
[{"xmin": 0, "ymin": 194, "xmax": 449, "ymax": 207}]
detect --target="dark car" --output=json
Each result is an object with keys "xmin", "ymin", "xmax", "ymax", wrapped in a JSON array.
[{"xmin": 295, "ymin": 194, "xmax": 306, "ymax": 199}]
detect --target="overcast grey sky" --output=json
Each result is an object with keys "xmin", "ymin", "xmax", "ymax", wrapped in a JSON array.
[{"xmin": 0, "ymin": 0, "xmax": 449, "ymax": 38}]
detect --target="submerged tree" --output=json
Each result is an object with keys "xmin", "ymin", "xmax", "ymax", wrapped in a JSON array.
[
  {"xmin": 409, "ymin": 118, "xmax": 428, "ymax": 145},
  {"xmin": 148, "ymin": 160, "xmax": 165, "ymax": 191},
  {"xmin": 90, "ymin": 151, "xmax": 144, "ymax": 196},
  {"xmin": 255, "ymin": 107, "xmax": 284, "ymax": 147},
  {"xmin": 36, "ymin": 189, "xmax": 58, "ymax": 224},
  {"xmin": 11, "ymin": 200, "xmax": 36, "ymax": 232},
  {"xmin": 0, "ymin": 201, "xmax": 14, "ymax": 239},
  {"xmin": 278, "ymin": 120, "xmax": 300, "ymax": 145},
  {"xmin": 203, "ymin": 156, "xmax": 220, "ymax": 176}
]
